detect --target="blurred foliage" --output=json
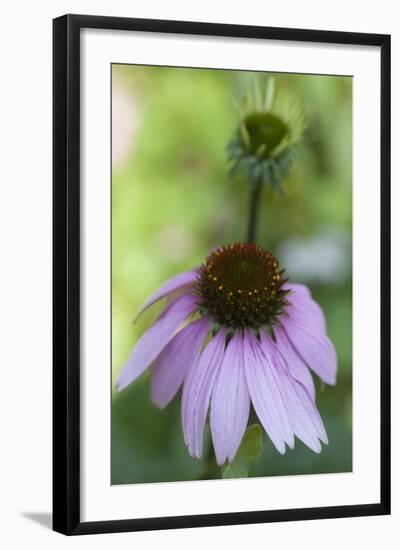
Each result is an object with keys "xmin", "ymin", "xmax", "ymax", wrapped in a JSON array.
[{"xmin": 111, "ymin": 65, "xmax": 352, "ymax": 484}]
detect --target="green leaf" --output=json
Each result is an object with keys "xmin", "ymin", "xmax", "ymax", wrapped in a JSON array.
[{"xmin": 221, "ymin": 424, "xmax": 263, "ymax": 479}]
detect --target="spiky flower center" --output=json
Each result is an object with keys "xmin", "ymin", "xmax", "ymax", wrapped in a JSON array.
[
  {"xmin": 244, "ymin": 112, "xmax": 288, "ymax": 157},
  {"xmin": 196, "ymin": 243, "xmax": 288, "ymax": 329}
]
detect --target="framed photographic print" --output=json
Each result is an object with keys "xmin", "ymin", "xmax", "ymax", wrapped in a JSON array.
[{"xmin": 53, "ymin": 14, "xmax": 391, "ymax": 535}]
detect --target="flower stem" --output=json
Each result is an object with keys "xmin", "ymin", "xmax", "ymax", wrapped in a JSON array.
[
  {"xmin": 198, "ymin": 435, "xmax": 218, "ymax": 480},
  {"xmin": 247, "ymin": 180, "xmax": 262, "ymax": 243}
]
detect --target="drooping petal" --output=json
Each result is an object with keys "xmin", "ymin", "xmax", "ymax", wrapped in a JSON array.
[
  {"xmin": 151, "ymin": 316, "xmax": 212, "ymax": 409},
  {"xmin": 181, "ymin": 329, "xmax": 226, "ymax": 459},
  {"xmin": 243, "ymin": 330, "xmax": 293, "ymax": 454},
  {"xmin": 260, "ymin": 332, "xmax": 328, "ymax": 453},
  {"xmin": 210, "ymin": 332, "xmax": 251, "ymax": 465},
  {"xmin": 116, "ymin": 293, "xmax": 198, "ymax": 391},
  {"xmin": 281, "ymin": 316, "xmax": 337, "ymax": 385},
  {"xmin": 134, "ymin": 271, "xmax": 198, "ymax": 321},
  {"xmin": 284, "ymin": 283, "xmax": 326, "ymax": 334},
  {"xmin": 280, "ymin": 374, "xmax": 328, "ymax": 452},
  {"xmin": 274, "ymin": 325, "xmax": 315, "ymax": 401}
]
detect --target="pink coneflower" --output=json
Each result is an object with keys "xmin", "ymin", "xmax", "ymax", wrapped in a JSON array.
[{"xmin": 116, "ymin": 243, "xmax": 337, "ymax": 465}]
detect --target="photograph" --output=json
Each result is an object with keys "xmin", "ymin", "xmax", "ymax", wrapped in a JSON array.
[
  {"xmin": 111, "ymin": 65, "xmax": 353, "ymax": 485},
  {"xmin": 0, "ymin": 1, "xmax": 395, "ymax": 546}
]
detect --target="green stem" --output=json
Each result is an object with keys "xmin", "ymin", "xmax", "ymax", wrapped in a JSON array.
[
  {"xmin": 247, "ymin": 180, "xmax": 262, "ymax": 243},
  {"xmin": 198, "ymin": 436, "xmax": 217, "ymax": 480}
]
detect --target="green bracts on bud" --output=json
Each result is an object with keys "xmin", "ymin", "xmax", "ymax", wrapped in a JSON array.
[{"xmin": 227, "ymin": 77, "xmax": 305, "ymax": 192}]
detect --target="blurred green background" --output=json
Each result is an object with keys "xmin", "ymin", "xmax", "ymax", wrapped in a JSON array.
[{"xmin": 111, "ymin": 65, "xmax": 352, "ymax": 484}]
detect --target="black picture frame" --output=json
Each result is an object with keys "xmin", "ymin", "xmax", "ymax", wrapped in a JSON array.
[{"xmin": 53, "ymin": 14, "xmax": 391, "ymax": 536}]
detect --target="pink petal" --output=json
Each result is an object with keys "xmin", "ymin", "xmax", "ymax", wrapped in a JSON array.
[
  {"xmin": 116, "ymin": 293, "xmax": 198, "ymax": 391},
  {"xmin": 210, "ymin": 332, "xmax": 250, "ymax": 465},
  {"xmin": 181, "ymin": 330, "xmax": 226, "ymax": 459},
  {"xmin": 151, "ymin": 317, "xmax": 212, "ymax": 409},
  {"xmin": 274, "ymin": 325, "xmax": 316, "ymax": 401},
  {"xmin": 283, "ymin": 283, "xmax": 326, "ymax": 334},
  {"xmin": 243, "ymin": 331, "xmax": 293, "ymax": 454},
  {"xmin": 282, "ymin": 316, "xmax": 337, "ymax": 385},
  {"xmin": 134, "ymin": 271, "xmax": 198, "ymax": 321},
  {"xmin": 280, "ymin": 375, "xmax": 328, "ymax": 452},
  {"xmin": 260, "ymin": 332, "xmax": 328, "ymax": 453}
]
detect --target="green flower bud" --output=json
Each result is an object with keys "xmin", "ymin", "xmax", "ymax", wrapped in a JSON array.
[{"xmin": 227, "ymin": 78, "xmax": 305, "ymax": 193}]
